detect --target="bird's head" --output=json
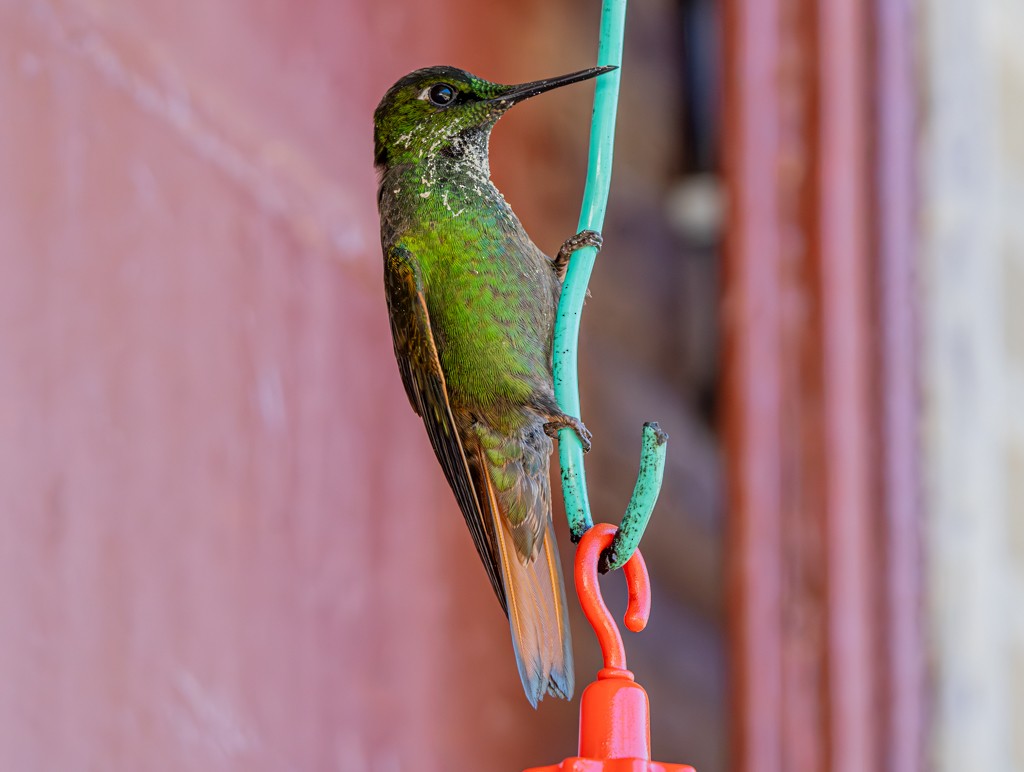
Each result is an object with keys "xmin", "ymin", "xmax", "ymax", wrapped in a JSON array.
[{"xmin": 373, "ymin": 64, "xmax": 615, "ymax": 170}]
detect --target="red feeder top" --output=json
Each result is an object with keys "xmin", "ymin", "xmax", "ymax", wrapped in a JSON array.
[{"xmin": 524, "ymin": 523, "xmax": 695, "ymax": 772}]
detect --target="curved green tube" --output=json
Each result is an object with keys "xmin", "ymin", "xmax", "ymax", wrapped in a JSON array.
[{"xmin": 552, "ymin": 0, "xmax": 667, "ymax": 567}]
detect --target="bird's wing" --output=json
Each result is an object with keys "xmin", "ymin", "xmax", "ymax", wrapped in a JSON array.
[
  {"xmin": 383, "ymin": 244, "xmax": 505, "ymax": 605},
  {"xmin": 385, "ymin": 243, "xmax": 573, "ymax": 705}
]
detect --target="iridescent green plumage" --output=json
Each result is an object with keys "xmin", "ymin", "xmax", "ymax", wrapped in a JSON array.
[{"xmin": 374, "ymin": 65, "xmax": 610, "ymax": 706}]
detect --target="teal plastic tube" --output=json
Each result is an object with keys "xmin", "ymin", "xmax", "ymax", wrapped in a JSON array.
[{"xmin": 552, "ymin": 0, "xmax": 667, "ymax": 569}]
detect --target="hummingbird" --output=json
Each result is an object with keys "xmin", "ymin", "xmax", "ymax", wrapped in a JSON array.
[{"xmin": 373, "ymin": 64, "xmax": 612, "ymax": 706}]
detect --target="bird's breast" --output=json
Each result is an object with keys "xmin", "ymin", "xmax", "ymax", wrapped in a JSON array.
[{"xmin": 411, "ymin": 203, "xmax": 558, "ymax": 411}]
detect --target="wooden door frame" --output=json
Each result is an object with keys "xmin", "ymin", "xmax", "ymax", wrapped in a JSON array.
[{"xmin": 720, "ymin": 0, "xmax": 925, "ymax": 769}]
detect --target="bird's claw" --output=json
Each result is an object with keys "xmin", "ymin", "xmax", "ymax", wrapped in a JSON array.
[
  {"xmin": 543, "ymin": 415, "xmax": 593, "ymax": 453},
  {"xmin": 554, "ymin": 230, "xmax": 603, "ymax": 281},
  {"xmin": 562, "ymin": 229, "xmax": 603, "ymax": 254}
]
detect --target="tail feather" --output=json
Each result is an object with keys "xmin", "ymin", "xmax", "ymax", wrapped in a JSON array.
[
  {"xmin": 539, "ymin": 521, "xmax": 573, "ymax": 700},
  {"xmin": 481, "ymin": 464, "xmax": 574, "ymax": 707}
]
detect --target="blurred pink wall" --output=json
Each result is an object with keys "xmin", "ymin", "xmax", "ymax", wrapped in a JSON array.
[{"xmin": 0, "ymin": 1, "xmax": 579, "ymax": 768}]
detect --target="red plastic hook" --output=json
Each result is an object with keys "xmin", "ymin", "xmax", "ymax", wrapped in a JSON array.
[
  {"xmin": 524, "ymin": 524, "xmax": 695, "ymax": 772},
  {"xmin": 575, "ymin": 523, "xmax": 651, "ymax": 673}
]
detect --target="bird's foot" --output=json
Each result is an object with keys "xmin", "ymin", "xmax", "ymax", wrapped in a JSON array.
[
  {"xmin": 553, "ymin": 229, "xmax": 603, "ymax": 282},
  {"xmin": 543, "ymin": 414, "xmax": 592, "ymax": 453}
]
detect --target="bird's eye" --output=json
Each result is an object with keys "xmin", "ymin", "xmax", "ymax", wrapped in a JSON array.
[{"xmin": 428, "ymin": 83, "xmax": 456, "ymax": 106}]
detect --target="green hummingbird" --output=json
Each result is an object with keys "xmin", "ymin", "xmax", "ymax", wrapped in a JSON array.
[{"xmin": 373, "ymin": 64, "xmax": 612, "ymax": 706}]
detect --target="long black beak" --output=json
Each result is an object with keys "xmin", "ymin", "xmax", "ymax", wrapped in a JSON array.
[{"xmin": 491, "ymin": 65, "xmax": 617, "ymax": 107}]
